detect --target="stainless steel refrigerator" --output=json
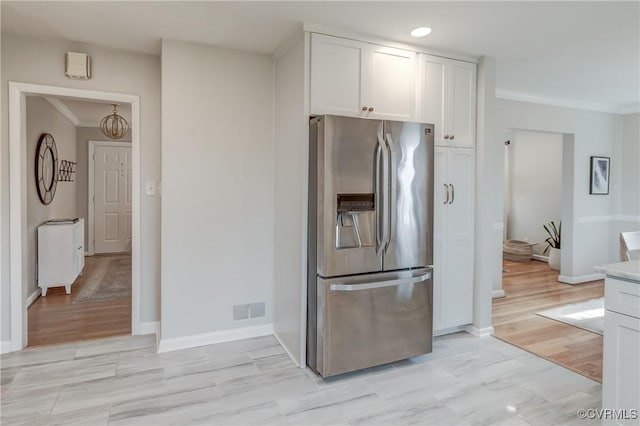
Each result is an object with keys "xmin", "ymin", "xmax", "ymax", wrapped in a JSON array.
[{"xmin": 307, "ymin": 114, "xmax": 435, "ymax": 377}]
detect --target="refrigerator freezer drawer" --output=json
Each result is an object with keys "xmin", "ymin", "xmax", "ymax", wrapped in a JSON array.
[{"xmin": 315, "ymin": 268, "xmax": 433, "ymax": 377}]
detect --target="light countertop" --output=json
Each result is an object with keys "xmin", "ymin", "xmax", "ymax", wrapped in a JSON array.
[{"xmin": 595, "ymin": 260, "xmax": 640, "ymax": 282}]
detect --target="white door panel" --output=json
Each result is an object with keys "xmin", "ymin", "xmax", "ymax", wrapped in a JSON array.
[{"xmin": 94, "ymin": 144, "xmax": 132, "ymax": 253}]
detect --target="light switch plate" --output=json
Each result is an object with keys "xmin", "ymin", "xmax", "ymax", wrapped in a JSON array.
[{"xmin": 145, "ymin": 180, "xmax": 156, "ymax": 196}]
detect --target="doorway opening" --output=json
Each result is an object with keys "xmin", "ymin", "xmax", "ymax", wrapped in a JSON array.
[
  {"xmin": 492, "ymin": 129, "xmax": 604, "ymax": 383},
  {"xmin": 9, "ymin": 82, "xmax": 141, "ymax": 351}
]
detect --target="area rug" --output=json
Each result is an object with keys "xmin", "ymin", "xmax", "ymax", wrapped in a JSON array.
[
  {"xmin": 73, "ymin": 255, "xmax": 131, "ymax": 303},
  {"xmin": 536, "ymin": 298, "xmax": 604, "ymax": 335}
]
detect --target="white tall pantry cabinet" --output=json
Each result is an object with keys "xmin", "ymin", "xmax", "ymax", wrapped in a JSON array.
[
  {"xmin": 419, "ymin": 53, "xmax": 477, "ymax": 332},
  {"xmin": 273, "ymin": 29, "xmax": 479, "ymax": 365}
]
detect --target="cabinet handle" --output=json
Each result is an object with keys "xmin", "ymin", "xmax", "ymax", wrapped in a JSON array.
[
  {"xmin": 444, "ymin": 184, "xmax": 450, "ymax": 204},
  {"xmin": 449, "ymin": 184, "xmax": 455, "ymax": 204},
  {"xmin": 362, "ymin": 106, "xmax": 368, "ymax": 111},
  {"xmin": 368, "ymin": 107, "xmax": 374, "ymax": 112},
  {"xmin": 444, "ymin": 135, "xmax": 450, "ymax": 139},
  {"xmin": 450, "ymin": 135, "xmax": 455, "ymax": 140}
]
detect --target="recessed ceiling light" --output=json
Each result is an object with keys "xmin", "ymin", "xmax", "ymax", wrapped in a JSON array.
[{"xmin": 411, "ymin": 27, "xmax": 432, "ymax": 38}]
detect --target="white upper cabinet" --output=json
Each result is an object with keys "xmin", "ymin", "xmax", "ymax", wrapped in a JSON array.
[
  {"xmin": 367, "ymin": 44, "xmax": 416, "ymax": 121},
  {"xmin": 310, "ymin": 33, "xmax": 417, "ymax": 121},
  {"xmin": 310, "ymin": 34, "xmax": 367, "ymax": 117},
  {"xmin": 418, "ymin": 54, "xmax": 476, "ymax": 148}
]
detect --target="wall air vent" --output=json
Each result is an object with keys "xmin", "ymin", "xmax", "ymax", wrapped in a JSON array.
[{"xmin": 65, "ymin": 52, "xmax": 91, "ymax": 79}]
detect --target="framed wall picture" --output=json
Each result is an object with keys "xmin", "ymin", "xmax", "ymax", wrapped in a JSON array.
[{"xmin": 589, "ymin": 156, "xmax": 610, "ymax": 195}]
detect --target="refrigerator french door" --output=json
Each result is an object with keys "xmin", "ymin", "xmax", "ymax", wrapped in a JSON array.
[{"xmin": 308, "ymin": 115, "xmax": 434, "ymax": 377}]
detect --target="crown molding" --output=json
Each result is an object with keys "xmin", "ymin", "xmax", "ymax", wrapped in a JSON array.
[
  {"xmin": 495, "ymin": 89, "xmax": 639, "ymax": 115},
  {"xmin": 44, "ymin": 97, "xmax": 80, "ymax": 126}
]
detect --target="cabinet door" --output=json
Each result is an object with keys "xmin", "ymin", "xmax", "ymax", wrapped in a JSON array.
[
  {"xmin": 418, "ymin": 54, "xmax": 446, "ymax": 146},
  {"xmin": 603, "ymin": 310, "xmax": 640, "ymax": 425},
  {"xmin": 310, "ymin": 34, "xmax": 367, "ymax": 117},
  {"xmin": 432, "ymin": 147, "xmax": 448, "ymax": 332},
  {"xmin": 367, "ymin": 45, "xmax": 416, "ymax": 121},
  {"xmin": 443, "ymin": 148, "xmax": 475, "ymax": 327},
  {"xmin": 448, "ymin": 61, "xmax": 476, "ymax": 148}
]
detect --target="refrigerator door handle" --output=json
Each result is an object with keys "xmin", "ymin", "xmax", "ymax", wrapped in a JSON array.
[
  {"xmin": 376, "ymin": 133, "xmax": 390, "ymax": 256},
  {"xmin": 444, "ymin": 184, "xmax": 450, "ymax": 204},
  {"xmin": 450, "ymin": 183, "xmax": 455, "ymax": 204},
  {"xmin": 374, "ymin": 143, "xmax": 383, "ymax": 254},
  {"xmin": 384, "ymin": 133, "xmax": 395, "ymax": 252},
  {"xmin": 329, "ymin": 271, "xmax": 432, "ymax": 291}
]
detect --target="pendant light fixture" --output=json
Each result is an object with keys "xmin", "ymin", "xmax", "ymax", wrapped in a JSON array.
[{"xmin": 100, "ymin": 103, "xmax": 129, "ymax": 140}]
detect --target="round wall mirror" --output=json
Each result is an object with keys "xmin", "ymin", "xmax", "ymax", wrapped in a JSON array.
[{"xmin": 35, "ymin": 133, "xmax": 58, "ymax": 205}]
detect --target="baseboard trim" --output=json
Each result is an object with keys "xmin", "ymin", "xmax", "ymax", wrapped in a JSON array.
[
  {"xmin": 492, "ymin": 289, "xmax": 506, "ymax": 299},
  {"xmin": 157, "ymin": 323, "xmax": 274, "ymax": 353},
  {"xmin": 532, "ymin": 254, "xmax": 549, "ymax": 262},
  {"xmin": 558, "ymin": 273, "xmax": 605, "ymax": 285},
  {"xmin": 1, "ymin": 340, "xmax": 11, "ymax": 354},
  {"xmin": 464, "ymin": 325, "xmax": 494, "ymax": 337},
  {"xmin": 273, "ymin": 331, "xmax": 303, "ymax": 368},
  {"xmin": 27, "ymin": 288, "xmax": 42, "ymax": 307}
]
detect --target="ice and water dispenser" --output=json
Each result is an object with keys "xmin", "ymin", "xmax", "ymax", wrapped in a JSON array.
[{"xmin": 335, "ymin": 193, "xmax": 375, "ymax": 249}]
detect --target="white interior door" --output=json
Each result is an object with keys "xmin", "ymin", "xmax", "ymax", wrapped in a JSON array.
[{"xmin": 94, "ymin": 144, "xmax": 132, "ymax": 253}]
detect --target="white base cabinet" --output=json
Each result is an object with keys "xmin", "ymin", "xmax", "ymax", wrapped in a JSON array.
[
  {"xmin": 603, "ymin": 275, "xmax": 640, "ymax": 425},
  {"xmin": 37, "ymin": 219, "xmax": 84, "ymax": 296},
  {"xmin": 433, "ymin": 147, "xmax": 475, "ymax": 332}
]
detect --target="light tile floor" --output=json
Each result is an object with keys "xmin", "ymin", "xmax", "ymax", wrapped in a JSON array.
[{"xmin": 0, "ymin": 332, "xmax": 601, "ymax": 425}]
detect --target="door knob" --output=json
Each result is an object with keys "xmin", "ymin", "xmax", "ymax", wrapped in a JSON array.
[
  {"xmin": 362, "ymin": 106, "xmax": 368, "ymax": 111},
  {"xmin": 368, "ymin": 107, "xmax": 374, "ymax": 112},
  {"xmin": 450, "ymin": 135, "xmax": 455, "ymax": 140},
  {"xmin": 444, "ymin": 135, "xmax": 450, "ymax": 139}
]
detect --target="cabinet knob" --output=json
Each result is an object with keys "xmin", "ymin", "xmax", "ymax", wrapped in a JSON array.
[
  {"xmin": 450, "ymin": 135, "xmax": 455, "ymax": 140},
  {"xmin": 444, "ymin": 135, "xmax": 450, "ymax": 139},
  {"xmin": 368, "ymin": 107, "xmax": 374, "ymax": 112},
  {"xmin": 362, "ymin": 106, "xmax": 368, "ymax": 111}
]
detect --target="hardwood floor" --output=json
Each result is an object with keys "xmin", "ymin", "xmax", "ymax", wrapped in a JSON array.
[
  {"xmin": 28, "ymin": 254, "xmax": 131, "ymax": 347},
  {"xmin": 492, "ymin": 259, "xmax": 604, "ymax": 382}
]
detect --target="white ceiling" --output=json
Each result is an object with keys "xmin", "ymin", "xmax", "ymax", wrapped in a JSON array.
[{"xmin": 3, "ymin": 1, "xmax": 639, "ymax": 113}]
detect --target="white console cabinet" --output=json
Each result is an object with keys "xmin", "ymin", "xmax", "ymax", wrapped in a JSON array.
[{"xmin": 38, "ymin": 219, "xmax": 84, "ymax": 296}]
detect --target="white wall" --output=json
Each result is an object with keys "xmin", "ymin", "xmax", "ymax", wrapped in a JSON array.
[
  {"xmin": 474, "ymin": 56, "xmax": 498, "ymax": 329},
  {"xmin": 506, "ymin": 131, "xmax": 563, "ymax": 255},
  {"xmin": 493, "ymin": 98, "xmax": 622, "ymax": 284},
  {"xmin": 76, "ymin": 127, "xmax": 131, "ymax": 249},
  {"xmin": 1, "ymin": 34, "xmax": 161, "ymax": 342},
  {"xmin": 273, "ymin": 33, "xmax": 308, "ymax": 365},
  {"xmin": 610, "ymin": 112, "xmax": 640, "ymax": 260},
  {"xmin": 161, "ymin": 40, "xmax": 274, "ymax": 343},
  {"xmin": 25, "ymin": 96, "xmax": 78, "ymax": 299}
]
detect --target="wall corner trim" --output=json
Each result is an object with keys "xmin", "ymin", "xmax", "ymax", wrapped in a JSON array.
[
  {"xmin": 558, "ymin": 273, "xmax": 605, "ymax": 285},
  {"xmin": 464, "ymin": 325, "xmax": 494, "ymax": 337},
  {"xmin": 157, "ymin": 323, "xmax": 274, "ymax": 353}
]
